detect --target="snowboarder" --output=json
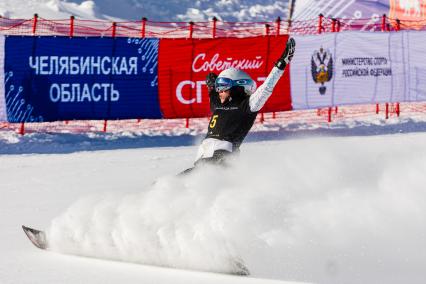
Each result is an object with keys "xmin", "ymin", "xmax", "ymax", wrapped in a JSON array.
[{"xmin": 181, "ymin": 37, "xmax": 296, "ymax": 175}]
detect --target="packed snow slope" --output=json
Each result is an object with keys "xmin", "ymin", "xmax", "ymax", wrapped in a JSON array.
[{"xmin": 1, "ymin": 129, "xmax": 426, "ymax": 284}]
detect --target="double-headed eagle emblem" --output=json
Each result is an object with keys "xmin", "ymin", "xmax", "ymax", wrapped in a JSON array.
[{"xmin": 311, "ymin": 47, "xmax": 333, "ymax": 95}]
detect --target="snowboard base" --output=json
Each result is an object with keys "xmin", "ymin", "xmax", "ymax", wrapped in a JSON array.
[
  {"xmin": 21, "ymin": 225, "xmax": 250, "ymax": 275},
  {"xmin": 22, "ymin": 225, "xmax": 48, "ymax": 250}
]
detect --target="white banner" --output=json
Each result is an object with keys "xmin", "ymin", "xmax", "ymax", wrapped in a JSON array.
[
  {"xmin": 406, "ymin": 31, "xmax": 426, "ymax": 102},
  {"xmin": 290, "ymin": 30, "xmax": 426, "ymax": 110},
  {"xmin": 0, "ymin": 35, "xmax": 5, "ymax": 121}
]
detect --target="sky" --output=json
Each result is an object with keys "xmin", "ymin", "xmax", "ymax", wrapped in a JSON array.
[{"xmin": 0, "ymin": 0, "xmax": 290, "ymax": 21}]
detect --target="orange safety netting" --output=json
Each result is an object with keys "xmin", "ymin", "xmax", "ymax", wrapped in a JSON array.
[
  {"xmin": 0, "ymin": 15, "xmax": 422, "ymax": 38},
  {"xmin": 1, "ymin": 102, "xmax": 425, "ymax": 135},
  {"xmin": 1, "ymin": 15, "xmax": 425, "ymax": 135},
  {"xmin": 0, "ymin": 16, "xmax": 287, "ymax": 38}
]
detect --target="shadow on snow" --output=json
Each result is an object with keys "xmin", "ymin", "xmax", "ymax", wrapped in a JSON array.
[{"xmin": 2, "ymin": 119, "xmax": 426, "ymax": 155}]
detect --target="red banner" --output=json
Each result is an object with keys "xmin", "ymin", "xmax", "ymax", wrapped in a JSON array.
[
  {"xmin": 158, "ymin": 36, "xmax": 292, "ymax": 118},
  {"xmin": 390, "ymin": 0, "xmax": 426, "ymax": 29}
]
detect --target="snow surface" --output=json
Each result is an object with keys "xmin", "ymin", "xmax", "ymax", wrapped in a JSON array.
[{"xmin": 2, "ymin": 112, "xmax": 426, "ymax": 283}]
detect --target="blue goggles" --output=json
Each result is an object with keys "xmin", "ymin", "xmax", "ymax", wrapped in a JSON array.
[
  {"xmin": 215, "ymin": 77, "xmax": 234, "ymax": 92},
  {"xmin": 215, "ymin": 77, "xmax": 253, "ymax": 92}
]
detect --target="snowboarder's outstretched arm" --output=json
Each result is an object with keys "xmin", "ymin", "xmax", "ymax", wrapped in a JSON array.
[{"xmin": 249, "ymin": 37, "xmax": 296, "ymax": 112}]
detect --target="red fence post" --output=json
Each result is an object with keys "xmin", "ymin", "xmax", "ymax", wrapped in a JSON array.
[
  {"xmin": 265, "ymin": 23, "xmax": 270, "ymax": 36},
  {"xmin": 331, "ymin": 18, "xmax": 336, "ymax": 32},
  {"xmin": 381, "ymin": 14, "xmax": 386, "ymax": 31},
  {"xmin": 70, "ymin": 16, "xmax": 74, "ymax": 37},
  {"xmin": 396, "ymin": 19, "xmax": 401, "ymax": 31},
  {"xmin": 19, "ymin": 123, "xmax": 25, "ymax": 135},
  {"xmin": 212, "ymin": 17, "xmax": 217, "ymax": 38},
  {"xmin": 112, "ymin": 22, "xmax": 116, "ymax": 37},
  {"xmin": 318, "ymin": 14, "xmax": 324, "ymax": 34},
  {"xmin": 141, "ymin": 17, "xmax": 147, "ymax": 38},
  {"xmin": 28, "ymin": 13, "xmax": 36, "ymax": 134},
  {"xmin": 396, "ymin": 102, "xmax": 400, "ymax": 116},
  {"xmin": 385, "ymin": 103, "xmax": 389, "ymax": 119},
  {"xmin": 186, "ymin": 21, "xmax": 195, "ymax": 128},
  {"xmin": 106, "ymin": 21, "xmax": 117, "ymax": 132},
  {"xmin": 136, "ymin": 17, "xmax": 147, "ymax": 123},
  {"xmin": 276, "ymin": 16, "xmax": 281, "ymax": 36},
  {"xmin": 337, "ymin": 19, "xmax": 341, "ymax": 32},
  {"xmin": 32, "ymin": 13, "xmax": 38, "ymax": 35},
  {"xmin": 263, "ymin": 23, "xmax": 271, "ymax": 122},
  {"xmin": 328, "ymin": 107, "xmax": 332, "ymax": 122},
  {"xmin": 103, "ymin": 120, "xmax": 108, "ymax": 132},
  {"xmin": 376, "ymin": 103, "xmax": 380, "ymax": 114},
  {"xmin": 189, "ymin": 21, "xmax": 194, "ymax": 38}
]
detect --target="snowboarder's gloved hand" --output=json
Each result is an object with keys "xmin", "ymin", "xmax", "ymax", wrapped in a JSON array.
[
  {"xmin": 275, "ymin": 37, "xmax": 296, "ymax": 70},
  {"xmin": 206, "ymin": 72, "xmax": 218, "ymax": 91}
]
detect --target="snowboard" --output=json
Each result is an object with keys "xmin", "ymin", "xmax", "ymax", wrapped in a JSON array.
[
  {"xmin": 22, "ymin": 225, "xmax": 48, "ymax": 250},
  {"xmin": 21, "ymin": 225, "xmax": 249, "ymax": 275}
]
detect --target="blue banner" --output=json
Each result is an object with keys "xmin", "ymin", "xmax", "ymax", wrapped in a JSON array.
[{"xmin": 4, "ymin": 36, "xmax": 161, "ymax": 122}]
